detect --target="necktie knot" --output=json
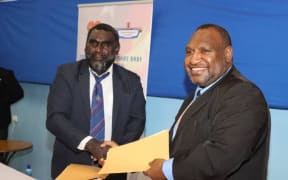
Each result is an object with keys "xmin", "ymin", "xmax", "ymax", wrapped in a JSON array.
[
  {"xmin": 94, "ymin": 72, "xmax": 110, "ymax": 84},
  {"xmin": 196, "ymin": 88, "xmax": 201, "ymax": 97},
  {"xmin": 192, "ymin": 87, "xmax": 202, "ymax": 102}
]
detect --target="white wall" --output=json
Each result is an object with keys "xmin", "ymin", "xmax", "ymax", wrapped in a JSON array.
[{"xmin": 7, "ymin": 83, "xmax": 288, "ymax": 180}]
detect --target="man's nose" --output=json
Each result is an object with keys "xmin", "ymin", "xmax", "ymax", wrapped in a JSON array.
[
  {"xmin": 193, "ymin": 51, "xmax": 203, "ymax": 60},
  {"xmin": 187, "ymin": 51, "xmax": 202, "ymax": 64},
  {"xmin": 95, "ymin": 43, "xmax": 104, "ymax": 52}
]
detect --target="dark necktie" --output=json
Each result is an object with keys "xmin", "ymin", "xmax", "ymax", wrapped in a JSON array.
[
  {"xmin": 192, "ymin": 87, "xmax": 201, "ymax": 101},
  {"xmin": 90, "ymin": 72, "xmax": 110, "ymax": 141}
]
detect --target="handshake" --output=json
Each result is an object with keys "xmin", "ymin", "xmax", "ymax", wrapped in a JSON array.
[{"xmin": 85, "ymin": 138, "xmax": 116, "ymax": 162}]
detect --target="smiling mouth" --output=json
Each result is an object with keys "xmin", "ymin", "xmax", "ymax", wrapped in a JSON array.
[
  {"xmin": 192, "ymin": 67, "xmax": 207, "ymax": 72},
  {"xmin": 192, "ymin": 67, "xmax": 206, "ymax": 71},
  {"xmin": 189, "ymin": 67, "xmax": 207, "ymax": 75}
]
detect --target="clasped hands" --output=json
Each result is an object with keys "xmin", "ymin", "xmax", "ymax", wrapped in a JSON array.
[
  {"xmin": 84, "ymin": 138, "xmax": 118, "ymax": 165},
  {"xmin": 85, "ymin": 139, "xmax": 166, "ymax": 180}
]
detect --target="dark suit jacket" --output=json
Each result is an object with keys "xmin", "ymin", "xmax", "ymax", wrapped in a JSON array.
[
  {"xmin": 0, "ymin": 67, "xmax": 24, "ymax": 130},
  {"xmin": 46, "ymin": 59, "xmax": 146, "ymax": 179},
  {"xmin": 170, "ymin": 66, "xmax": 270, "ymax": 180}
]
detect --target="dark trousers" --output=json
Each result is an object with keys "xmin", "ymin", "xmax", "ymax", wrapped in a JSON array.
[
  {"xmin": 0, "ymin": 128, "xmax": 8, "ymax": 140},
  {"xmin": 106, "ymin": 173, "xmax": 127, "ymax": 180},
  {"xmin": 0, "ymin": 128, "xmax": 8, "ymax": 162}
]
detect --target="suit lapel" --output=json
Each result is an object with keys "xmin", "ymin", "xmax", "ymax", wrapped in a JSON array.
[
  {"xmin": 78, "ymin": 60, "xmax": 90, "ymax": 122},
  {"xmin": 111, "ymin": 65, "xmax": 123, "ymax": 133},
  {"xmin": 172, "ymin": 90, "xmax": 210, "ymax": 146},
  {"xmin": 112, "ymin": 69, "xmax": 120, "ymax": 133},
  {"xmin": 111, "ymin": 65, "xmax": 131, "ymax": 135}
]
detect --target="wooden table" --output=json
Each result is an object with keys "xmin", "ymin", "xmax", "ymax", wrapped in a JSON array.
[{"xmin": 0, "ymin": 140, "xmax": 33, "ymax": 164}]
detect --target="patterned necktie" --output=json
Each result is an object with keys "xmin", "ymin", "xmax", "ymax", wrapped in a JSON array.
[{"xmin": 90, "ymin": 72, "xmax": 110, "ymax": 141}]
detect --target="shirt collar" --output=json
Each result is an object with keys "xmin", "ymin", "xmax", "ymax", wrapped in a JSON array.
[{"xmin": 197, "ymin": 66, "xmax": 232, "ymax": 95}]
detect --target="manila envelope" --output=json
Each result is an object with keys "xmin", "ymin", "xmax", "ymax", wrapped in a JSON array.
[
  {"xmin": 56, "ymin": 164, "xmax": 108, "ymax": 180},
  {"xmin": 99, "ymin": 130, "xmax": 169, "ymax": 174}
]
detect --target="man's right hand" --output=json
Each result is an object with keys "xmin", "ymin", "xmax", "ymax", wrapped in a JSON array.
[{"xmin": 85, "ymin": 138, "xmax": 110, "ymax": 160}]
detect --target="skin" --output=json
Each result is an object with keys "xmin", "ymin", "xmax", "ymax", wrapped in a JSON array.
[
  {"xmin": 85, "ymin": 29, "xmax": 120, "ymax": 75},
  {"xmin": 144, "ymin": 27, "xmax": 233, "ymax": 180},
  {"xmin": 184, "ymin": 27, "xmax": 233, "ymax": 87},
  {"xmin": 97, "ymin": 141, "xmax": 119, "ymax": 165}
]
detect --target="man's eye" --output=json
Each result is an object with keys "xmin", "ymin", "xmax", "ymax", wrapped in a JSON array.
[
  {"xmin": 101, "ymin": 42, "xmax": 110, "ymax": 48},
  {"xmin": 201, "ymin": 49, "xmax": 212, "ymax": 53},
  {"xmin": 88, "ymin": 39, "xmax": 98, "ymax": 47},
  {"xmin": 185, "ymin": 50, "xmax": 194, "ymax": 55},
  {"xmin": 88, "ymin": 40, "xmax": 113, "ymax": 49}
]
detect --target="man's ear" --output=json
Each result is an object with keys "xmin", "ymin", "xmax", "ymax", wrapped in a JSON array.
[
  {"xmin": 114, "ymin": 45, "xmax": 120, "ymax": 54},
  {"xmin": 225, "ymin": 46, "xmax": 233, "ymax": 63}
]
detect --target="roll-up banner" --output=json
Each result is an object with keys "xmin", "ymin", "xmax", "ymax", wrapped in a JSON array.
[{"xmin": 77, "ymin": 0, "xmax": 153, "ymax": 97}]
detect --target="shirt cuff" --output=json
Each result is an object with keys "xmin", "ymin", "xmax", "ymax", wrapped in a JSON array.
[
  {"xmin": 77, "ymin": 136, "xmax": 93, "ymax": 150},
  {"xmin": 162, "ymin": 158, "xmax": 174, "ymax": 180}
]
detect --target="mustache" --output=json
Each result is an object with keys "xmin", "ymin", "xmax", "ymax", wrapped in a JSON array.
[{"xmin": 93, "ymin": 61, "xmax": 107, "ymax": 71}]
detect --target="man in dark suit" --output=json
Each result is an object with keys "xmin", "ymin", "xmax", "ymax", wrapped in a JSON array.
[
  {"xmin": 0, "ymin": 67, "xmax": 24, "ymax": 140},
  {"xmin": 46, "ymin": 23, "xmax": 146, "ymax": 180},
  {"xmin": 144, "ymin": 24, "xmax": 270, "ymax": 180}
]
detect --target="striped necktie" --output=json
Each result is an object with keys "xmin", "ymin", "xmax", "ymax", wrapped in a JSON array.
[{"xmin": 90, "ymin": 72, "xmax": 110, "ymax": 141}]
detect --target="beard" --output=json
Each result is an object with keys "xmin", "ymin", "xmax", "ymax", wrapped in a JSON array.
[
  {"xmin": 85, "ymin": 48, "xmax": 117, "ymax": 74},
  {"xmin": 88, "ymin": 59, "xmax": 114, "ymax": 75}
]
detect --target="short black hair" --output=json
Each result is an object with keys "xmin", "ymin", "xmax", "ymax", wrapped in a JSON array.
[
  {"xmin": 196, "ymin": 24, "xmax": 232, "ymax": 47},
  {"xmin": 86, "ymin": 23, "xmax": 120, "ymax": 47}
]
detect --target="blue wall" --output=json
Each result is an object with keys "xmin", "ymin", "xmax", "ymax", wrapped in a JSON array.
[
  {"xmin": 1, "ymin": 0, "xmax": 288, "ymax": 108},
  {"xmin": 8, "ymin": 83, "xmax": 288, "ymax": 180}
]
